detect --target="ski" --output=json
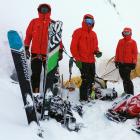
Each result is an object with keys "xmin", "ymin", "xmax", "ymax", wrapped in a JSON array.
[
  {"xmin": 41, "ymin": 20, "xmax": 63, "ymax": 120},
  {"xmin": 7, "ymin": 30, "xmax": 43, "ymax": 137}
]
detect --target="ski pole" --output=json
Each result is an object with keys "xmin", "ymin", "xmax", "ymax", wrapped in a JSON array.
[
  {"xmin": 65, "ymin": 57, "xmax": 74, "ymax": 102},
  {"xmin": 63, "ymin": 47, "xmax": 76, "ymax": 64},
  {"xmin": 60, "ymin": 74, "xmax": 64, "ymax": 99},
  {"xmin": 63, "ymin": 47, "xmax": 71, "ymax": 58}
]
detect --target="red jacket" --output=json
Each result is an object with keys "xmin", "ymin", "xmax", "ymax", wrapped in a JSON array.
[
  {"xmin": 115, "ymin": 36, "xmax": 138, "ymax": 64},
  {"xmin": 70, "ymin": 14, "xmax": 99, "ymax": 63},
  {"xmin": 24, "ymin": 7, "xmax": 63, "ymax": 55}
]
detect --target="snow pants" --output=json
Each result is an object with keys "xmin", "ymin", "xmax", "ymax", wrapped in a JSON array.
[
  {"xmin": 31, "ymin": 54, "xmax": 58, "ymax": 93},
  {"xmin": 79, "ymin": 62, "xmax": 95, "ymax": 101},
  {"xmin": 118, "ymin": 64, "xmax": 134, "ymax": 95}
]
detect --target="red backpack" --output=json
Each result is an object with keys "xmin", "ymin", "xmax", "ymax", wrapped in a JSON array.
[{"xmin": 114, "ymin": 94, "xmax": 140, "ymax": 117}]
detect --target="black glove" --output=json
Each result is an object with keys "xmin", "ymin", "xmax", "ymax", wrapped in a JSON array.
[
  {"xmin": 130, "ymin": 64, "xmax": 136, "ymax": 70},
  {"xmin": 95, "ymin": 51, "xmax": 102, "ymax": 58},
  {"xmin": 115, "ymin": 62, "xmax": 119, "ymax": 68},
  {"xmin": 58, "ymin": 49, "xmax": 63, "ymax": 61},
  {"xmin": 25, "ymin": 46, "xmax": 30, "ymax": 59}
]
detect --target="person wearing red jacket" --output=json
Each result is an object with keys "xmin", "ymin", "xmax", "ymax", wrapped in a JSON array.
[
  {"xmin": 70, "ymin": 14, "xmax": 102, "ymax": 102},
  {"xmin": 115, "ymin": 27, "xmax": 138, "ymax": 95},
  {"xmin": 24, "ymin": 3, "xmax": 63, "ymax": 93}
]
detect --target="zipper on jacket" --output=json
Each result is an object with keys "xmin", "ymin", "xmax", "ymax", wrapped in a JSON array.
[
  {"xmin": 122, "ymin": 42, "xmax": 126, "ymax": 64},
  {"xmin": 40, "ymin": 20, "xmax": 45, "ymax": 55},
  {"xmin": 122, "ymin": 45, "xmax": 124, "ymax": 63}
]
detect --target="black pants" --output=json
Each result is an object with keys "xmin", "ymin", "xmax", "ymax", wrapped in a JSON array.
[
  {"xmin": 79, "ymin": 62, "xmax": 95, "ymax": 101},
  {"xmin": 118, "ymin": 64, "xmax": 134, "ymax": 95},
  {"xmin": 31, "ymin": 54, "xmax": 58, "ymax": 93}
]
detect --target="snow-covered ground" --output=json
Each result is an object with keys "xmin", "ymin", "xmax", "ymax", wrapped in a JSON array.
[{"xmin": 0, "ymin": 0, "xmax": 140, "ymax": 140}]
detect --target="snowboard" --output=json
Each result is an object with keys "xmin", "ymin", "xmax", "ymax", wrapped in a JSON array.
[
  {"xmin": 7, "ymin": 30, "xmax": 39, "ymax": 125},
  {"xmin": 41, "ymin": 20, "xmax": 63, "ymax": 119}
]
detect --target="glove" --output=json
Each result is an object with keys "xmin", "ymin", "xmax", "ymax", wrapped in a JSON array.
[
  {"xmin": 130, "ymin": 64, "xmax": 136, "ymax": 70},
  {"xmin": 76, "ymin": 61, "xmax": 82, "ymax": 69},
  {"xmin": 25, "ymin": 46, "xmax": 30, "ymax": 59},
  {"xmin": 115, "ymin": 62, "xmax": 119, "ymax": 68},
  {"xmin": 58, "ymin": 49, "xmax": 63, "ymax": 61},
  {"xmin": 95, "ymin": 51, "xmax": 102, "ymax": 58}
]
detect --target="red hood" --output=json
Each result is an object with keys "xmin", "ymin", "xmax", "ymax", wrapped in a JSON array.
[
  {"xmin": 38, "ymin": 12, "xmax": 51, "ymax": 20},
  {"xmin": 122, "ymin": 27, "xmax": 132, "ymax": 40},
  {"xmin": 82, "ymin": 14, "xmax": 94, "ymax": 32},
  {"xmin": 124, "ymin": 35, "xmax": 131, "ymax": 41}
]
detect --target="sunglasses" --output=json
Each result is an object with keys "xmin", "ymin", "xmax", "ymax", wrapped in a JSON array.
[
  {"xmin": 40, "ymin": 6, "xmax": 50, "ymax": 14},
  {"xmin": 123, "ymin": 31, "xmax": 131, "ymax": 36},
  {"xmin": 85, "ymin": 18, "xmax": 95, "ymax": 26}
]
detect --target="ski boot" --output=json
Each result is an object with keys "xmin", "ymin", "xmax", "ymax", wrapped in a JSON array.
[{"xmin": 72, "ymin": 105, "xmax": 83, "ymax": 117}]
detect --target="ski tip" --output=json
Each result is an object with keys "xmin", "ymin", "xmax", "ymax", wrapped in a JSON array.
[
  {"xmin": 7, "ymin": 30, "xmax": 23, "ymax": 50},
  {"xmin": 7, "ymin": 30, "xmax": 18, "ymax": 39},
  {"xmin": 8, "ymin": 30, "xmax": 17, "ymax": 34}
]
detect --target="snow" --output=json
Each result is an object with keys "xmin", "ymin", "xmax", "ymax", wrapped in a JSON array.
[{"xmin": 0, "ymin": 0, "xmax": 140, "ymax": 140}]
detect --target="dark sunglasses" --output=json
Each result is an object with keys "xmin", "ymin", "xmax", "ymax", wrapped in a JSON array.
[{"xmin": 40, "ymin": 6, "xmax": 50, "ymax": 14}]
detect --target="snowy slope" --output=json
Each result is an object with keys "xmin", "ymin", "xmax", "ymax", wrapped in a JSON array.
[{"xmin": 0, "ymin": 0, "xmax": 140, "ymax": 140}]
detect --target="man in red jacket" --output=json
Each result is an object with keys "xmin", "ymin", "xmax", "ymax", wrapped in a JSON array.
[
  {"xmin": 70, "ymin": 14, "xmax": 102, "ymax": 102},
  {"xmin": 24, "ymin": 3, "xmax": 63, "ymax": 93},
  {"xmin": 115, "ymin": 27, "xmax": 138, "ymax": 95}
]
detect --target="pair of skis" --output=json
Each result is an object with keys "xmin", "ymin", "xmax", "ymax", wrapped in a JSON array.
[{"xmin": 7, "ymin": 20, "xmax": 63, "ymax": 137}]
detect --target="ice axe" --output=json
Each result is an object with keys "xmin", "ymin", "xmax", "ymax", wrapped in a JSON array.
[
  {"xmin": 66, "ymin": 57, "xmax": 76, "ymax": 92},
  {"xmin": 69, "ymin": 57, "xmax": 73, "ymax": 81}
]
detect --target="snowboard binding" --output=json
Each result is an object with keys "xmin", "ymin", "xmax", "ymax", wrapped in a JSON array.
[
  {"xmin": 63, "ymin": 115, "xmax": 82, "ymax": 132},
  {"xmin": 62, "ymin": 106, "xmax": 82, "ymax": 132}
]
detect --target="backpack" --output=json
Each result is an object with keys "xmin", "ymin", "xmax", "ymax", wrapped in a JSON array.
[{"xmin": 106, "ymin": 94, "xmax": 140, "ymax": 122}]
